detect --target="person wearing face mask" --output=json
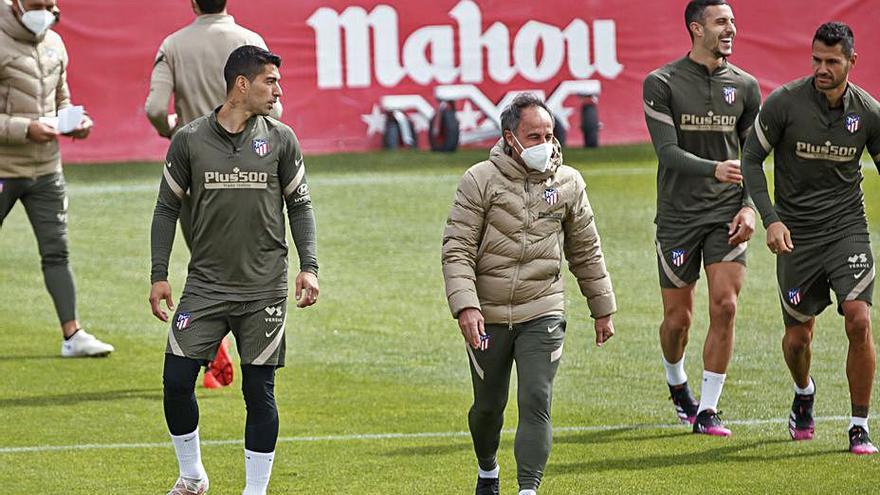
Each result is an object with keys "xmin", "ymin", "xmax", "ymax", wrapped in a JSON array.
[
  {"xmin": 642, "ymin": 0, "xmax": 761, "ymax": 437},
  {"xmin": 0, "ymin": 0, "xmax": 113, "ymax": 357},
  {"xmin": 742, "ymin": 22, "xmax": 880, "ymax": 455},
  {"xmin": 442, "ymin": 93, "xmax": 616, "ymax": 495}
]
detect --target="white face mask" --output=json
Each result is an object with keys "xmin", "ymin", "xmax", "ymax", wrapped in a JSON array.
[
  {"xmin": 511, "ymin": 135, "xmax": 553, "ymax": 173},
  {"xmin": 17, "ymin": 1, "xmax": 56, "ymax": 36}
]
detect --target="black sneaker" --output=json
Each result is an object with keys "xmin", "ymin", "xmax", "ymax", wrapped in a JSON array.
[
  {"xmin": 849, "ymin": 425, "xmax": 878, "ymax": 455},
  {"xmin": 788, "ymin": 389, "xmax": 815, "ymax": 441},
  {"xmin": 693, "ymin": 409, "xmax": 731, "ymax": 437},
  {"xmin": 669, "ymin": 382, "xmax": 699, "ymax": 424},
  {"xmin": 475, "ymin": 477, "xmax": 500, "ymax": 495}
]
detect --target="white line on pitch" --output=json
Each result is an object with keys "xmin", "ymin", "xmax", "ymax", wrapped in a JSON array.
[{"xmin": 0, "ymin": 415, "xmax": 848, "ymax": 454}]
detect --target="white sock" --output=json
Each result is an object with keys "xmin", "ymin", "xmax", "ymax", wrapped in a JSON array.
[
  {"xmin": 170, "ymin": 428, "xmax": 206, "ymax": 480},
  {"xmin": 478, "ymin": 465, "xmax": 499, "ymax": 479},
  {"xmin": 663, "ymin": 355, "xmax": 687, "ymax": 386},
  {"xmin": 243, "ymin": 449, "xmax": 275, "ymax": 495},
  {"xmin": 850, "ymin": 416, "xmax": 869, "ymax": 433},
  {"xmin": 519, "ymin": 490, "xmax": 537, "ymax": 495},
  {"xmin": 793, "ymin": 377, "xmax": 815, "ymax": 395},
  {"xmin": 697, "ymin": 370, "xmax": 726, "ymax": 414}
]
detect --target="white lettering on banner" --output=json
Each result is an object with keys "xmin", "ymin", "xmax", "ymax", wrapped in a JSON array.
[{"xmin": 306, "ymin": 0, "xmax": 623, "ymax": 89}]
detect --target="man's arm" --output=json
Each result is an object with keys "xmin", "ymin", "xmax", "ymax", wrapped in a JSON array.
[
  {"xmin": 643, "ymin": 72, "xmax": 722, "ymax": 178},
  {"xmin": 442, "ymin": 168, "xmax": 487, "ymax": 348},
  {"xmin": 150, "ymin": 132, "xmax": 190, "ymax": 284},
  {"xmin": 145, "ymin": 43, "xmax": 176, "ymax": 138},
  {"xmin": 54, "ymin": 41, "xmax": 71, "ymax": 111},
  {"xmin": 737, "ymin": 77, "xmax": 763, "ymax": 211},
  {"xmin": 742, "ymin": 90, "xmax": 795, "ymax": 253},
  {"xmin": 741, "ymin": 91, "xmax": 786, "ymax": 228},
  {"xmin": 278, "ymin": 130, "xmax": 319, "ymax": 307},
  {"xmin": 867, "ymin": 99, "xmax": 880, "ymax": 174},
  {"xmin": 149, "ymin": 131, "xmax": 190, "ymax": 321},
  {"xmin": 441, "ymin": 170, "xmax": 485, "ymax": 318},
  {"xmin": 562, "ymin": 173, "xmax": 616, "ymax": 320}
]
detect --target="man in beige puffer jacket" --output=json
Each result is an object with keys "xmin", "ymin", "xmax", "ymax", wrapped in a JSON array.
[
  {"xmin": 0, "ymin": 0, "xmax": 113, "ymax": 357},
  {"xmin": 442, "ymin": 94, "xmax": 616, "ymax": 495}
]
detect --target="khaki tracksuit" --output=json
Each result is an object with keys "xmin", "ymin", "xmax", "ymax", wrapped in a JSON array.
[
  {"xmin": 0, "ymin": 3, "xmax": 77, "ymax": 324},
  {"xmin": 442, "ymin": 139, "xmax": 616, "ymax": 490}
]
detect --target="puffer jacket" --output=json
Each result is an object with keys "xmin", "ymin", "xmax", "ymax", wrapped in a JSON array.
[
  {"xmin": 442, "ymin": 139, "xmax": 616, "ymax": 325},
  {"xmin": 0, "ymin": 1, "xmax": 70, "ymax": 178}
]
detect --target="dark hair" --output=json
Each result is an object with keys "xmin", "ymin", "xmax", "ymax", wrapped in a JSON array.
[
  {"xmin": 499, "ymin": 93, "xmax": 552, "ymax": 154},
  {"xmin": 684, "ymin": 0, "xmax": 729, "ymax": 40},
  {"xmin": 224, "ymin": 45, "xmax": 282, "ymax": 94},
  {"xmin": 813, "ymin": 22, "xmax": 855, "ymax": 58},
  {"xmin": 196, "ymin": 0, "xmax": 226, "ymax": 14}
]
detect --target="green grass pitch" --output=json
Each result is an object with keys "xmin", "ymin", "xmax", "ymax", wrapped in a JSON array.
[{"xmin": 2, "ymin": 144, "xmax": 880, "ymax": 493}]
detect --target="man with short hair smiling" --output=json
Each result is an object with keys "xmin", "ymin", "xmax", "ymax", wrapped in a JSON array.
[
  {"xmin": 0, "ymin": 0, "xmax": 113, "ymax": 357},
  {"xmin": 149, "ymin": 45, "xmax": 319, "ymax": 494},
  {"xmin": 442, "ymin": 93, "xmax": 616, "ymax": 495},
  {"xmin": 643, "ymin": 0, "xmax": 761, "ymax": 437},
  {"xmin": 743, "ymin": 22, "xmax": 880, "ymax": 455}
]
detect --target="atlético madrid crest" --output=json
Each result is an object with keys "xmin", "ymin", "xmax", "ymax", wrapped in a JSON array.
[
  {"xmin": 787, "ymin": 288, "xmax": 801, "ymax": 306},
  {"xmin": 544, "ymin": 188, "xmax": 559, "ymax": 206},
  {"xmin": 252, "ymin": 139, "xmax": 270, "ymax": 157},
  {"xmin": 671, "ymin": 249, "xmax": 687, "ymax": 267},
  {"xmin": 846, "ymin": 114, "xmax": 860, "ymax": 134},
  {"xmin": 723, "ymin": 86, "xmax": 736, "ymax": 105}
]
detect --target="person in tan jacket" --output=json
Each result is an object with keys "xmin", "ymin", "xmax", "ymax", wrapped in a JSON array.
[
  {"xmin": 0, "ymin": 0, "xmax": 113, "ymax": 357},
  {"xmin": 145, "ymin": 0, "xmax": 282, "ymax": 390},
  {"xmin": 442, "ymin": 93, "xmax": 616, "ymax": 495}
]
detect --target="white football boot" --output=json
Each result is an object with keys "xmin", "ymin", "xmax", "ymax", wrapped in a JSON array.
[
  {"xmin": 167, "ymin": 476, "xmax": 209, "ymax": 495},
  {"xmin": 61, "ymin": 330, "xmax": 115, "ymax": 357}
]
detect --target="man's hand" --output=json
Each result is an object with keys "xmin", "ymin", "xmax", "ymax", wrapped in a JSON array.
[
  {"xmin": 149, "ymin": 281, "xmax": 175, "ymax": 322},
  {"xmin": 594, "ymin": 315, "xmax": 614, "ymax": 347},
  {"xmin": 728, "ymin": 207, "xmax": 756, "ymax": 245},
  {"xmin": 458, "ymin": 308, "xmax": 485, "ymax": 349},
  {"xmin": 26, "ymin": 121, "xmax": 58, "ymax": 143},
  {"xmin": 766, "ymin": 221, "xmax": 794, "ymax": 254},
  {"xmin": 159, "ymin": 114, "xmax": 178, "ymax": 139},
  {"xmin": 65, "ymin": 114, "xmax": 93, "ymax": 140},
  {"xmin": 714, "ymin": 159, "xmax": 743, "ymax": 184},
  {"xmin": 294, "ymin": 271, "xmax": 319, "ymax": 308}
]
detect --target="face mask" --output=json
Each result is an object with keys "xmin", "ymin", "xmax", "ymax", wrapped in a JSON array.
[
  {"xmin": 511, "ymin": 135, "xmax": 553, "ymax": 173},
  {"xmin": 17, "ymin": 1, "xmax": 56, "ymax": 36}
]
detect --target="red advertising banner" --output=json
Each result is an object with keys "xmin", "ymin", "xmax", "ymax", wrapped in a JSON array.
[{"xmin": 51, "ymin": 0, "xmax": 880, "ymax": 162}]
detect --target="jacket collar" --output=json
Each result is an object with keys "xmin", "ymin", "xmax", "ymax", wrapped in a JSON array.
[
  {"xmin": 0, "ymin": 1, "xmax": 47, "ymax": 43},
  {"xmin": 487, "ymin": 137, "xmax": 563, "ymax": 183},
  {"xmin": 194, "ymin": 13, "xmax": 234, "ymax": 26}
]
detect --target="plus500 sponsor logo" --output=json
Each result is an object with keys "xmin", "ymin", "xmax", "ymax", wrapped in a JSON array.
[
  {"xmin": 204, "ymin": 168, "xmax": 269, "ymax": 189},
  {"xmin": 795, "ymin": 141, "xmax": 858, "ymax": 162}
]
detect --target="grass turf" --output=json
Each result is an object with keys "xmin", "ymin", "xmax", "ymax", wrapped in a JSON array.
[{"xmin": 1, "ymin": 144, "xmax": 880, "ymax": 493}]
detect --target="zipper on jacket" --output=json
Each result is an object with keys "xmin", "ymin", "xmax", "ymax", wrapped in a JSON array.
[{"xmin": 507, "ymin": 177, "xmax": 531, "ymax": 329}]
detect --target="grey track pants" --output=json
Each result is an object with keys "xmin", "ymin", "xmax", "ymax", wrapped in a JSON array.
[
  {"xmin": 0, "ymin": 172, "xmax": 77, "ymax": 324},
  {"xmin": 466, "ymin": 314, "xmax": 566, "ymax": 491}
]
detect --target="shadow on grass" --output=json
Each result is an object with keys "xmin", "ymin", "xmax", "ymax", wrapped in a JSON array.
[
  {"xmin": 383, "ymin": 442, "xmax": 472, "ymax": 457},
  {"xmin": 551, "ymin": 438, "xmax": 842, "ymax": 474},
  {"xmin": 555, "ymin": 427, "xmax": 688, "ymax": 446},
  {"xmin": 0, "ymin": 388, "xmax": 165, "ymax": 408}
]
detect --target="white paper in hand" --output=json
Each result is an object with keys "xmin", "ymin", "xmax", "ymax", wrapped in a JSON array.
[{"xmin": 57, "ymin": 106, "xmax": 84, "ymax": 134}]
